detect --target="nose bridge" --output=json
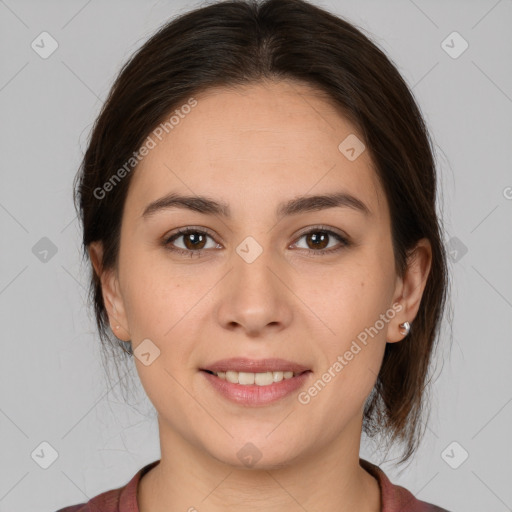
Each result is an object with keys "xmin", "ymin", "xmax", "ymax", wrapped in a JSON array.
[
  {"xmin": 233, "ymin": 237, "xmax": 281, "ymax": 302},
  {"xmin": 216, "ymin": 236, "xmax": 293, "ymax": 334}
]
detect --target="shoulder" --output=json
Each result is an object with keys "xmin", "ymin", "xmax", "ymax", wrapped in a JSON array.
[
  {"xmin": 360, "ymin": 458, "xmax": 452, "ymax": 512},
  {"xmin": 54, "ymin": 485, "xmax": 123, "ymax": 512},
  {"xmin": 54, "ymin": 460, "xmax": 160, "ymax": 512}
]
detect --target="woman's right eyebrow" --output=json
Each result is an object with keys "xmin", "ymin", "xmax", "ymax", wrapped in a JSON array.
[
  {"xmin": 141, "ymin": 190, "xmax": 372, "ymax": 220},
  {"xmin": 142, "ymin": 193, "xmax": 229, "ymax": 219}
]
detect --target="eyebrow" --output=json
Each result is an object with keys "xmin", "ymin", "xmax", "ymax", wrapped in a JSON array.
[{"xmin": 141, "ymin": 191, "xmax": 371, "ymax": 220}]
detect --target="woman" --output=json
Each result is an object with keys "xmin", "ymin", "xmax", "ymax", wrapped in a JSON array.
[{"xmin": 57, "ymin": 0, "xmax": 451, "ymax": 510}]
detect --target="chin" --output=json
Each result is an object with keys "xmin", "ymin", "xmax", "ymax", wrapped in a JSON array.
[{"xmin": 203, "ymin": 435, "xmax": 306, "ymax": 471}]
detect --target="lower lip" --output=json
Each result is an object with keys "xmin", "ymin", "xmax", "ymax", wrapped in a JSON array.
[{"xmin": 201, "ymin": 370, "xmax": 312, "ymax": 406}]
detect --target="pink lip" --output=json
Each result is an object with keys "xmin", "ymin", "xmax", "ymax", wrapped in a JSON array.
[
  {"xmin": 201, "ymin": 370, "xmax": 312, "ymax": 406},
  {"xmin": 201, "ymin": 357, "xmax": 311, "ymax": 374}
]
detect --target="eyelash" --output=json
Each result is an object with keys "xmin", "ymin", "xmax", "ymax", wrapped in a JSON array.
[{"xmin": 162, "ymin": 225, "xmax": 350, "ymax": 258}]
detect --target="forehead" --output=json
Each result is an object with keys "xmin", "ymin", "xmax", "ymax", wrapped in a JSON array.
[{"xmin": 127, "ymin": 80, "xmax": 385, "ymax": 220}]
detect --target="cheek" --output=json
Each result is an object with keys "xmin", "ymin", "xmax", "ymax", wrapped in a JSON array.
[
  {"xmin": 304, "ymin": 262, "xmax": 392, "ymax": 344},
  {"xmin": 299, "ymin": 250, "xmax": 394, "ymax": 396},
  {"xmin": 119, "ymin": 247, "xmax": 185, "ymax": 339},
  {"xmin": 120, "ymin": 249, "xmax": 220, "ymax": 354},
  {"xmin": 301, "ymin": 271, "xmax": 389, "ymax": 419},
  {"xmin": 120, "ymin": 252, "xmax": 201, "ymax": 400}
]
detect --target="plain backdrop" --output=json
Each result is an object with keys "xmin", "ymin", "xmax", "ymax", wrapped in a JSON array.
[{"xmin": 1, "ymin": 1, "xmax": 511, "ymax": 511}]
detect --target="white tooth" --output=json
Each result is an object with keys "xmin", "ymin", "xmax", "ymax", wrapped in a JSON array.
[
  {"xmin": 273, "ymin": 371, "xmax": 284, "ymax": 382},
  {"xmin": 238, "ymin": 372, "xmax": 255, "ymax": 385},
  {"xmin": 226, "ymin": 371, "xmax": 239, "ymax": 384},
  {"xmin": 218, "ymin": 370, "xmax": 297, "ymax": 386},
  {"xmin": 255, "ymin": 372, "xmax": 274, "ymax": 386}
]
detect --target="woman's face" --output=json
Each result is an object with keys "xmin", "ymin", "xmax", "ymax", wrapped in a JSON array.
[{"xmin": 93, "ymin": 79, "xmax": 430, "ymax": 469}]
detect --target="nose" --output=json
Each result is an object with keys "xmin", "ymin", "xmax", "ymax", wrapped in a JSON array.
[{"xmin": 215, "ymin": 247, "xmax": 293, "ymax": 337}]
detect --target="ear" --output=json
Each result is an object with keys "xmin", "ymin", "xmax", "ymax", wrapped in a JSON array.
[
  {"xmin": 388, "ymin": 238, "xmax": 432, "ymax": 343},
  {"xmin": 89, "ymin": 241, "xmax": 130, "ymax": 342}
]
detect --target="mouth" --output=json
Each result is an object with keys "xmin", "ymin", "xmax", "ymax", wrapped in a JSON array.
[
  {"xmin": 201, "ymin": 369, "xmax": 310, "ymax": 386},
  {"xmin": 199, "ymin": 361, "xmax": 313, "ymax": 406}
]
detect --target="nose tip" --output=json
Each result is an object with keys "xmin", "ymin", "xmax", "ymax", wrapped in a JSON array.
[{"xmin": 216, "ymin": 257, "xmax": 293, "ymax": 336}]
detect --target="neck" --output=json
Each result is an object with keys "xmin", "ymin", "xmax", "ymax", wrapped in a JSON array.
[{"xmin": 138, "ymin": 415, "xmax": 381, "ymax": 512}]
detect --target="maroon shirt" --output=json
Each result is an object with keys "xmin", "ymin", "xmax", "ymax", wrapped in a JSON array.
[{"xmin": 55, "ymin": 458, "xmax": 450, "ymax": 512}]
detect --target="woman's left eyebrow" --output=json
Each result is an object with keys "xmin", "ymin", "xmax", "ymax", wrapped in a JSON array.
[{"xmin": 141, "ymin": 190, "xmax": 372, "ymax": 220}]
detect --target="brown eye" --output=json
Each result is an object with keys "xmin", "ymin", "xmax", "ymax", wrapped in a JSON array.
[
  {"xmin": 164, "ymin": 228, "xmax": 218, "ymax": 256},
  {"xmin": 180, "ymin": 232, "xmax": 207, "ymax": 250},
  {"xmin": 163, "ymin": 226, "xmax": 350, "ymax": 258},
  {"xmin": 292, "ymin": 228, "xmax": 350, "ymax": 255},
  {"xmin": 305, "ymin": 231, "xmax": 330, "ymax": 250}
]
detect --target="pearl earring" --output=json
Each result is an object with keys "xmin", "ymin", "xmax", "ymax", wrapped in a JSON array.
[{"xmin": 399, "ymin": 321, "xmax": 411, "ymax": 337}]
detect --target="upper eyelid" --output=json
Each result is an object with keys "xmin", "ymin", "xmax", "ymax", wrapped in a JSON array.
[
  {"xmin": 293, "ymin": 225, "xmax": 347, "ymax": 239},
  {"xmin": 165, "ymin": 225, "xmax": 348, "ymax": 248}
]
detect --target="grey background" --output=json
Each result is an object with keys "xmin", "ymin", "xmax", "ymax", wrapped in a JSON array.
[{"xmin": 1, "ymin": 0, "xmax": 511, "ymax": 511}]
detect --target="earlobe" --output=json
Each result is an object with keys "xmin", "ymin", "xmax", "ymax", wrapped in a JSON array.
[
  {"xmin": 388, "ymin": 238, "xmax": 432, "ymax": 343},
  {"xmin": 88, "ymin": 241, "xmax": 131, "ymax": 341},
  {"xmin": 104, "ymin": 274, "xmax": 131, "ymax": 342},
  {"xmin": 386, "ymin": 318, "xmax": 412, "ymax": 344},
  {"xmin": 110, "ymin": 298, "xmax": 131, "ymax": 342},
  {"xmin": 398, "ymin": 321, "xmax": 411, "ymax": 337}
]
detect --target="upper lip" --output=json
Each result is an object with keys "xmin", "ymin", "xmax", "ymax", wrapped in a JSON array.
[{"xmin": 201, "ymin": 358, "xmax": 311, "ymax": 374}]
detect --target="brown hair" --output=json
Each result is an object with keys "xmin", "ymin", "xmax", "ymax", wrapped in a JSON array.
[{"xmin": 74, "ymin": 0, "xmax": 451, "ymax": 465}]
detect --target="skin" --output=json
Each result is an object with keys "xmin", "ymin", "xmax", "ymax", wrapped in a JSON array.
[{"xmin": 89, "ymin": 79, "xmax": 432, "ymax": 512}]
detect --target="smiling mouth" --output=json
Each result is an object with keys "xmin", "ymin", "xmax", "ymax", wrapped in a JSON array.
[{"xmin": 201, "ymin": 369, "xmax": 310, "ymax": 386}]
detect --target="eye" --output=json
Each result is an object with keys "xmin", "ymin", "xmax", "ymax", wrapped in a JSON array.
[
  {"xmin": 162, "ymin": 225, "xmax": 350, "ymax": 258},
  {"xmin": 291, "ymin": 226, "xmax": 350, "ymax": 255},
  {"xmin": 163, "ymin": 227, "xmax": 220, "ymax": 257}
]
